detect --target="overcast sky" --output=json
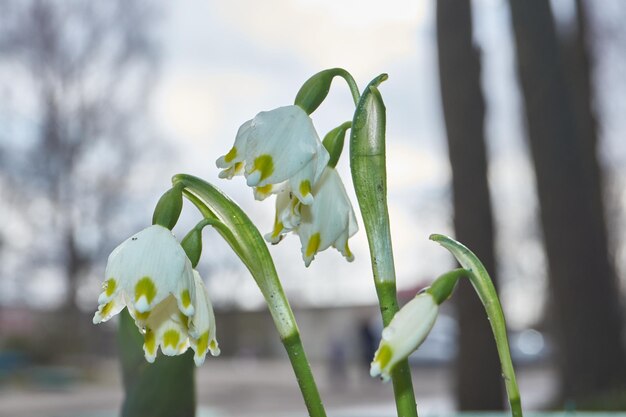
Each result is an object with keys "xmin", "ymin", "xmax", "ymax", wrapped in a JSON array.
[{"xmin": 3, "ymin": 0, "xmax": 626, "ymax": 330}]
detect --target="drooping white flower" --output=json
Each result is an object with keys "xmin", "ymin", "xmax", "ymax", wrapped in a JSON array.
[
  {"xmin": 93, "ymin": 225, "xmax": 196, "ymax": 326},
  {"xmin": 216, "ymin": 105, "xmax": 329, "ymax": 205},
  {"xmin": 93, "ymin": 225, "xmax": 220, "ymax": 365},
  {"xmin": 265, "ymin": 167, "xmax": 358, "ymax": 267},
  {"xmin": 370, "ymin": 293, "xmax": 439, "ymax": 381}
]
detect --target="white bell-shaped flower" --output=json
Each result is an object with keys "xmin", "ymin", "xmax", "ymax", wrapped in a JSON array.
[
  {"xmin": 141, "ymin": 270, "xmax": 220, "ymax": 365},
  {"xmin": 370, "ymin": 293, "xmax": 439, "ymax": 381},
  {"xmin": 265, "ymin": 167, "xmax": 358, "ymax": 267},
  {"xmin": 93, "ymin": 225, "xmax": 196, "ymax": 326},
  {"xmin": 216, "ymin": 105, "xmax": 329, "ymax": 205},
  {"xmin": 93, "ymin": 225, "xmax": 221, "ymax": 366}
]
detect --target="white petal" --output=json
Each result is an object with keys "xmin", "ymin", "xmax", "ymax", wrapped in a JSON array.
[
  {"xmin": 104, "ymin": 225, "xmax": 195, "ymax": 316},
  {"xmin": 297, "ymin": 167, "xmax": 355, "ymax": 264},
  {"xmin": 216, "ymin": 119, "xmax": 252, "ymax": 170},
  {"xmin": 143, "ymin": 295, "xmax": 191, "ymax": 361},
  {"xmin": 370, "ymin": 294, "xmax": 438, "ymax": 380},
  {"xmin": 92, "ymin": 292, "xmax": 125, "ymax": 324},
  {"xmin": 243, "ymin": 106, "xmax": 319, "ymax": 187},
  {"xmin": 188, "ymin": 271, "xmax": 219, "ymax": 366}
]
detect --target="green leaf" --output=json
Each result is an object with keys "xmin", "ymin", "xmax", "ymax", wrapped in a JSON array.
[
  {"xmin": 349, "ymin": 74, "xmax": 393, "ymax": 285},
  {"xmin": 430, "ymin": 234, "xmax": 523, "ymax": 417},
  {"xmin": 118, "ymin": 310, "xmax": 195, "ymax": 417}
]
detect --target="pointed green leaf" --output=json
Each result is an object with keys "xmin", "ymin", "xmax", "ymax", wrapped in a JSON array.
[{"xmin": 430, "ymin": 233, "xmax": 523, "ymax": 417}]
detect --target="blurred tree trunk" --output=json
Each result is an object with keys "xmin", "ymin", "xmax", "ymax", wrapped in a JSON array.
[
  {"xmin": 508, "ymin": 0, "xmax": 626, "ymax": 404},
  {"xmin": 437, "ymin": 0, "xmax": 503, "ymax": 410},
  {"xmin": 0, "ymin": 0, "xmax": 159, "ymax": 329}
]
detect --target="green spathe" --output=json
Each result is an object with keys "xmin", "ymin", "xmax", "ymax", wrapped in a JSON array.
[
  {"xmin": 294, "ymin": 68, "xmax": 360, "ymax": 114},
  {"xmin": 152, "ymin": 182, "xmax": 185, "ymax": 230},
  {"xmin": 322, "ymin": 121, "xmax": 351, "ymax": 168}
]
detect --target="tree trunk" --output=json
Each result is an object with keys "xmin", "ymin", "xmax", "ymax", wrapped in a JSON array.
[
  {"xmin": 508, "ymin": 0, "xmax": 626, "ymax": 404},
  {"xmin": 436, "ymin": 0, "xmax": 504, "ymax": 410}
]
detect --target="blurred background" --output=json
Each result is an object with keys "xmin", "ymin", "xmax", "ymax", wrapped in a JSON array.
[{"xmin": 1, "ymin": 0, "xmax": 626, "ymax": 415}]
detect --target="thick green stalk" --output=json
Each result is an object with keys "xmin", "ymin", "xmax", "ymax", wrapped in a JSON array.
[
  {"xmin": 350, "ymin": 75, "xmax": 418, "ymax": 417},
  {"xmin": 172, "ymin": 174, "xmax": 327, "ymax": 417},
  {"xmin": 431, "ymin": 234, "xmax": 523, "ymax": 417},
  {"xmin": 283, "ymin": 333, "xmax": 327, "ymax": 417}
]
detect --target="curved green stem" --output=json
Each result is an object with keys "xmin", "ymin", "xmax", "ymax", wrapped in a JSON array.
[
  {"xmin": 173, "ymin": 174, "xmax": 327, "ymax": 417},
  {"xmin": 430, "ymin": 234, "xmax": 523, "ymax": 417},
  {"xmin": 294, "ymin": 68, "xmax": 361, "ymax": 114},
  {"xmin": 334, "ymin": 68, "xmax": 361, "ymax": 106}
]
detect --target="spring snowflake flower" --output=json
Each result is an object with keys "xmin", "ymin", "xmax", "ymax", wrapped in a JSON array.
[
  {"xmin": 216, "ymin": 105, "xmax": 329, "ymax": 204},
  {"xmin": 370, "ymin": 292, "xmax": 438, "ymax": 381},
  {"xmin": 93, "ymin": 224, "xmax": 219, "ymax": 365},
  {"xmin": 265, "ymin": 166, "xmax": 358, "ymax": 266}
]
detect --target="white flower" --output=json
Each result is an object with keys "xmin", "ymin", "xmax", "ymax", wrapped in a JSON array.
[
  {"xmin": 216, "ymin": 105, "xmax": 329, "ymax": 205},
  {"xmin": 265, "ymin": 167, "xmax": 358, "ymax": 267},
  {"xmin": 370, "ymin": 293, "xmax": 439, "ymax": 381},
  {"xmin": 93, "ymin": 225, "xmax": 219, "ymax": 365},
  {"xmin": 142, "ymin": 270, "xmax": 220, "ymax": 366}
]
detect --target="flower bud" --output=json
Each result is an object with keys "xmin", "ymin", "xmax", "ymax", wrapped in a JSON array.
[{"xmin": 370, "ymin": 292, "xmax": 438, "ymax": 381}]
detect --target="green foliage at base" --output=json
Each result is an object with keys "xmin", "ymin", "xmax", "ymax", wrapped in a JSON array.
[{"xmin": 118, "ymin": 310, "xmax": 195, "ymax": 417}]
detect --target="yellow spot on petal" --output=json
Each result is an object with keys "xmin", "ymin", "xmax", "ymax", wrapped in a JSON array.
[
  {"xmin": 233, "ymin": 161, "xmax": 244, "ymax": 174},
  {"xmin": 305, "ymin": 233, "xmax": 321, "ymax": 258},
  {"xmin": 299, "ymin": 180, "xmax": 311, "ymax": 197},
  {"xmin": 256, "ymin": 184, "xmax": 273, "ymax": 196},
  {"xmin": 135, "ymin": 276, "xmax": 157, "ymax": 304},
  {"xmin": 163, "ymin": 329, "xmax": 181, "ymax": 348},
  {"xmin": 101, "ymin": 301, "xmax": 115, "ymax": 317},
  {"xmin": 272, "ymin": 221, "xmax": 284, "ymax": 238},
  {"xmin": 224, "ymin": 147, "xmax": 237, "ymax": 163},
  {"xmin": 144, "ymin": 328, "xmax": 156, "ymax": 355},
  {"xmin": 135, "ymin": 311, "xmax": 150, "ymax": 322},
  {"xmin": 181, "ymin": 289, "xmax": 191, "ymax": 309},
  {"xmin": 345, "ymin": 242, "xmax": 353, "ymax": 258},
  {"xmin": 252, "ymin": 154, "xmax": 274, "ymax": 182},
  {"xmin": 105, "ymin": 278, "xmax": 117, "ymax": 297},
  {"xmin": 196, "ymin": 331, "xmax": 209, "ymax": 355},
  {"xmin": 375, "ymin": 344, "xmax": 393, "ymax": 369}
]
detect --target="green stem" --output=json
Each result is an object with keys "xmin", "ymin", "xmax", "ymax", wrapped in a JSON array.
[
  {"xmin": 283, "ymin": 333, "xmax": 327, "ymax": 417},
  {"xmin": 172, "ymin": 174, "xmax": 327, "ymax": 417},
  {"xmin": 350, "ymin": 75, "xmax": 418, "ymax": 417},
  {"xmin": 334, "ymin": 68, "xmax": 361, "ymax": 106},
  {"xmin": 430, "ymin": 234, "xmax": 523, "ymax": 417}
]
